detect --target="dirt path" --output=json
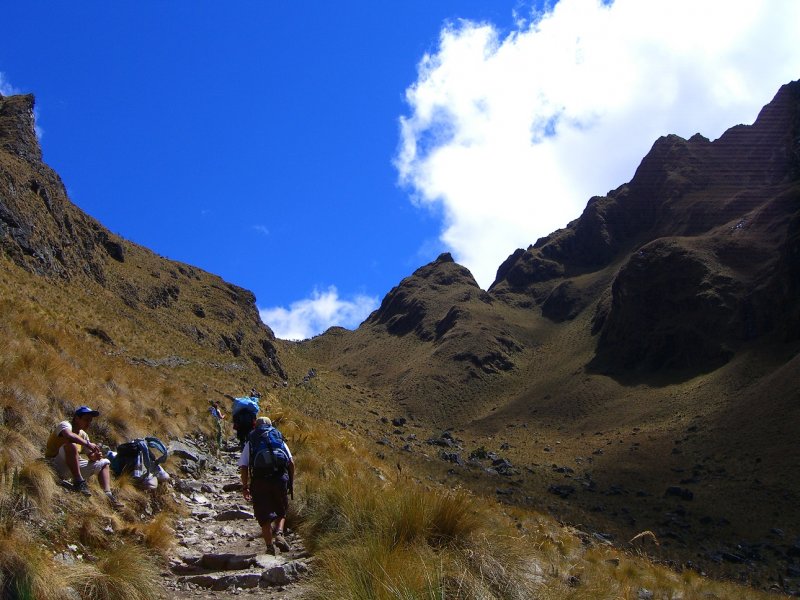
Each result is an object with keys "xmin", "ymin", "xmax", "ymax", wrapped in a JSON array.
[{"xmin": 160, "ymin": 438, "xmax": 312, "ymax": 599}]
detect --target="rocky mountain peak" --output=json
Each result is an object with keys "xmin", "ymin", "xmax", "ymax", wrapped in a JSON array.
[
  {"xmin": 487, "ymin": 79, "xmax": 800, "ymax": 375},
  {"xmin": 365, "ymin": 254, "xmax": 485, "ymax": 339},
  {"xmin": 0, "ymin": 93, "xmax": 285, "ymax": 379},
  {"xmin": 435, "ymin": 252, "xmax": 454, "ymax": 263},
  {"xmin": 0, "ymin": 93, "xmax": 41, "ymax": 164}
]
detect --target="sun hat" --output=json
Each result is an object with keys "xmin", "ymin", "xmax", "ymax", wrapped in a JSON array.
[{"xmin": 74, "ymin": 406, "xmax": 100, "ymax": 417}]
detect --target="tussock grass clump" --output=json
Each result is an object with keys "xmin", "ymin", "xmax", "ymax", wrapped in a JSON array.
[
  {"xmin": 294, "ymin": 422, "xmax": 537, "ymax": 599},
  {"xmin": 312, "ymin": 540, "xmax": 443, "ymax": 600},
  {"xmin": 16, "ymin": 460, "xmax": 59, "ymax": 513},
  {"xmin": 0, "ymin": 530, "xmax": 66, "ymax": 600},
  {"xmin": 66, "ymin": 545, "xmax": 162, "ymax": 600},
  {"xmin": 0, "ymin": 427, "xmax": 39, "ymax": 474},
  {"xmin": 140, "ymin": 512, "xmax": 175, "ymax": 554}
]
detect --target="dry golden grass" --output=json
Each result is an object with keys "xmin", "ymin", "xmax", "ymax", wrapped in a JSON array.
[
  {"xmin": 140, "ymin": 512, "xmax": 176, "ymax": 554},
  {"xmin": 66, "ymin": 544, "xmax": 162, "ymax": 600},
  {"xmin": 0, "ymin": 530, "xmax": 68, "ymax": 600},
  {"xmin": 289, "ymin": 417, "xmax": 541, "ymax": 599},
  {"xmin": 16, "ymin": 460, "xmax": 59, "ymax": 513},
  {"xmin": 0, "ymin": 263, "xmax": 275, "ymax": 597},
  {"xmin": 271, "ymin": 386, "xmax": 787, "ymax": 600},
  {"xmin": 0, "ymin": 254, "xmax": 789, "ymax": 599}
]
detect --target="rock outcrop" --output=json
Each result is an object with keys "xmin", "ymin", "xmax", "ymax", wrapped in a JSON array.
[
  {"xmin": 490, "ymin": 80, "xmax": 800, "ymax": 375},
  {"xmin": 0, "ymin": 92, "xmax": 286, "ymax": 380}
]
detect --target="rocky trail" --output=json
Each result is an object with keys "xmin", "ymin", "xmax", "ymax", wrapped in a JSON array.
[{"xmin": 161, "ymin": 437, "xmax": 313, "ymax": 599}]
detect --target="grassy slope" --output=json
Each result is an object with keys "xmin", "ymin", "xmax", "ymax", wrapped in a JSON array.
[
  {"xmin": 1, "ymin": 90, "xmax": 795, "ymax": 597},
  {"xmin": 2, "ymin": 222, "xmax": 793, "ymax": 598},
  {"xmin": 293, "ymin": 268, "xmax": 800, "ymax": 589}
]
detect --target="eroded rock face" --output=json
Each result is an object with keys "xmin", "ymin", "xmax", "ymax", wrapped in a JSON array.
[
  {"xmin": 0, "ymin": 92, "xmax": 286, "ymax": 379},
  {"xmin": 0, "ymin": 94, "xmax": 111, "ymax": 282},
  {"xmin": 366, "ymin": 253, "xmax": 485, "ymax": 341},
  {"xmin": 0, "ymin": 94, "xmax": 41, "ymax": 163},
  {"xmin": 490, "ymin": 80, "xmax": 800, "ymax": 375},
  {"xmin": 594, "ymin": 240, "xmax": 741, "ymax": 372}
]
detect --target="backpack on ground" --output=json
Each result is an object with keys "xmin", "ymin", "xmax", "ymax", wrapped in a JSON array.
[
  {"xmin": 110, "ymin": 437, "xmax": 168, "ymax": 485},
  {"xmin": 248, "ymin": 424, "xmax": 289, "ymax": 480}
]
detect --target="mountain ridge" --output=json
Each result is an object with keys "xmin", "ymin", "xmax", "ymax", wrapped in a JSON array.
[
  {"xmin": 2, "ymin": 81, "xmax": 800, "ymax": 585},
  {"xmin": 292, "ymin": 79, "xmax": 800, "ymax": 581},
  {"xmin": 0, "ymin": 92, "xmax": 286, "ymax": 381}
]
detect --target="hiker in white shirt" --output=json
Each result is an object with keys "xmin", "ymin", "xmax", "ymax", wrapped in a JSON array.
[{"xmin": 44, "ymin": 405, "xmax": 123, "ymax": 508}]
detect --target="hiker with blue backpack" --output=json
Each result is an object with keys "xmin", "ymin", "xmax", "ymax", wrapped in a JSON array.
[
  {"xmin": 231, "ymin": 393, "xmax": 261, "ymax": 449},
  {"xmin": 238, "ymin": 416, "xmax": 295, "ymax": 555}
]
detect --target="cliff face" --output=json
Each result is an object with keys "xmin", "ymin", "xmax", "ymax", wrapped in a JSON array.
[
  {"xmin": 0, "ymin": 94, "xmax": 113, "ymax": 281},
  {"xmin": 0, "ymin": 92, "xmax": 285, "ymax": 380},
  {"xmin": 490, "ymin": 80, "xmax": 800, "ymax": 374}
]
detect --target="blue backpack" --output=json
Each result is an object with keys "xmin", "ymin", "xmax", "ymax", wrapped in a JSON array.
[
  {"xmin": 232, "ymin": 396, "xmax": 260, "ymax": 436},
  {"xmin": 248, "ymin": 424, "xmax": 289, "ymax": 479},
  {"xmin": 110, "ymin": 437, "xmax": 168, "ymax": 478},
  {"xmin": 232, "ymin": 396, "xmax": 260, "ymax": 417}
]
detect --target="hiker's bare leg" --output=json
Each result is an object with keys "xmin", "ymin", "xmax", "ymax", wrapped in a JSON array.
[
  {"xmin": 63, "ymin": 443, "xmax": 82, "ymax": 481},
  {"xmin": 261, "ymin": 523, "xmax": 273, "ymax": 546},
  {"xmin": 273, "ymin": 517, "xmax": 286, "ymax": 534},
  {"xmin": 98, "ymin": 464, "xmax": 111, "ymax": 492}
]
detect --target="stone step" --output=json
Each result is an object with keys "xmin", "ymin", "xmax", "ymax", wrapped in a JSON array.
[{"xmin": 176, "ymin": 558, "xmax": 309, "ymax": 591}]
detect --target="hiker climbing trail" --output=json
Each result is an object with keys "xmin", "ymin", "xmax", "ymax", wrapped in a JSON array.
[{"xmin": 162, "ymin": 437, "xmax": 311, "ymax": 599}]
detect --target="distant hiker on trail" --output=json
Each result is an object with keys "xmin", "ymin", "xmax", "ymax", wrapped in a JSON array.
[
  {"xmin": 232, "ymin": 394, "xmax": 260, "ymax": 449},
  {"xmin": 45, "ymin": 405, "xmax": 124, "ymax": 508},
  {"xmin": 209, "ymin": 400, "xmax": 226, "ymax": 452},
  {"xmin": 239, "ymin": 416, "xmax": 294, "ymax": 555}
]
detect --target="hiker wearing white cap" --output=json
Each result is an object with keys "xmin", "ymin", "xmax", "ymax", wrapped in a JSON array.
[{"xmin": 45, "ymin": 405, "xmax": 123, "ymax": 508}]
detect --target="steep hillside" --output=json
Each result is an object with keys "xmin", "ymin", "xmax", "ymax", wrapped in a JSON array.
[
  {"xmin": 296, "ymin": 80, "xmax": 800, "ymax": 585},
  {"xmin": 2, "ymin": 81, "xmax": 799, "ymax": 595},
  {"xmin": 493, "ymin": 80, "xmax": 800, "ymax": 375},
  {"xmin": 0, "ymin": 93, "xmax": 285, "ymax": 383}
]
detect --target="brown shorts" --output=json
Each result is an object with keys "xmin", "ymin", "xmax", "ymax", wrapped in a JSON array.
[{"xmin": 251, "ymin": 477, "xmax": 289, "ymax": 526}]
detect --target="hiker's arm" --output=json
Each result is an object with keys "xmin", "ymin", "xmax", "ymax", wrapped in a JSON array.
[
  {"xmin": 59, "ymin": 429, "xmax": 98, "ymax": 454},
  {"xmin": 288, "ymin": 461, "xmax": 295, "ymax": 498},
  {"xmin": 239, "ymin": 466, "xmax": 251, "ymax": 501}
]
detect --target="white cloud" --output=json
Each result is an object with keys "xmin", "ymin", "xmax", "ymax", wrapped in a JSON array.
[
  {"xmin": 252, "ymin": 224, "xmax": 269, "ymax": 236},
  {"xmin": 397, "ymin": 0, "xmax": 800, "ymax": 288},
  {"xmin": 0, "ymin": 72, "xmax": 20, "ymax": 96},
  {"xmin": 259, "ymin": 286, "xmax": 379, "ymax": 341}
]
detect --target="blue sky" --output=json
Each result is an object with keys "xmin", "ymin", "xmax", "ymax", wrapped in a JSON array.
[{"xmin": 2, "ymin": 1, "xmax": 799, "ymax": 339}]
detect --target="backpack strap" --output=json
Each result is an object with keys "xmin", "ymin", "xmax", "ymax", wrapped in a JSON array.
[
  {"xmin": 247, "ymin": 426, "xmax": 262, "ymax": 478},
  {"xmin": 145, "ymin": 437, "xmax": 169, "ymax": 465}
]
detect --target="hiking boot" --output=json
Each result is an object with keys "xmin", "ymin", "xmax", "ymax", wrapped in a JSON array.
[
  {"xmin": 73, "ymin": 480, "xmax": 92, "ymax": 497},
  {"xmin": 274, "ymin": 532, "xmax": 291, "ymax": 552},
  {"xmin": 105, "ymin": 491, "xmax": 124, "ymax": 509},
  {"xmin": 267, "ymin": 543, "xmax": 278, "ymax": 556}
]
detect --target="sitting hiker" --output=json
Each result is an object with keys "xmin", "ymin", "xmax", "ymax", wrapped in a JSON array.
[
  {"xmin": 45, "ymin": 405, "xmax": 124, "ymax": 508},
  {"xmin": 239, "ymin": 416, "xmax": 295, "ymax": 555}
]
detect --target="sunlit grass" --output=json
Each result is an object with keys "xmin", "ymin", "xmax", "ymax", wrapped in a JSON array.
[
  {"xmin": 0, "ymin": 530, "xmax": 66, "ymax": 600},
  {"xmin": 67, "ymin": 544, "xmax": 162, "ymax": 600},
  {"xmin": 0, "ymin": 258, "xmax": 785, "ymax": 600}
]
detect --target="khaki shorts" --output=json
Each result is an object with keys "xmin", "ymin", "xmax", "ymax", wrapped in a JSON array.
[{"xmin": 52, "ymin": 444, "xmax": 109, "ymax": 481}]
